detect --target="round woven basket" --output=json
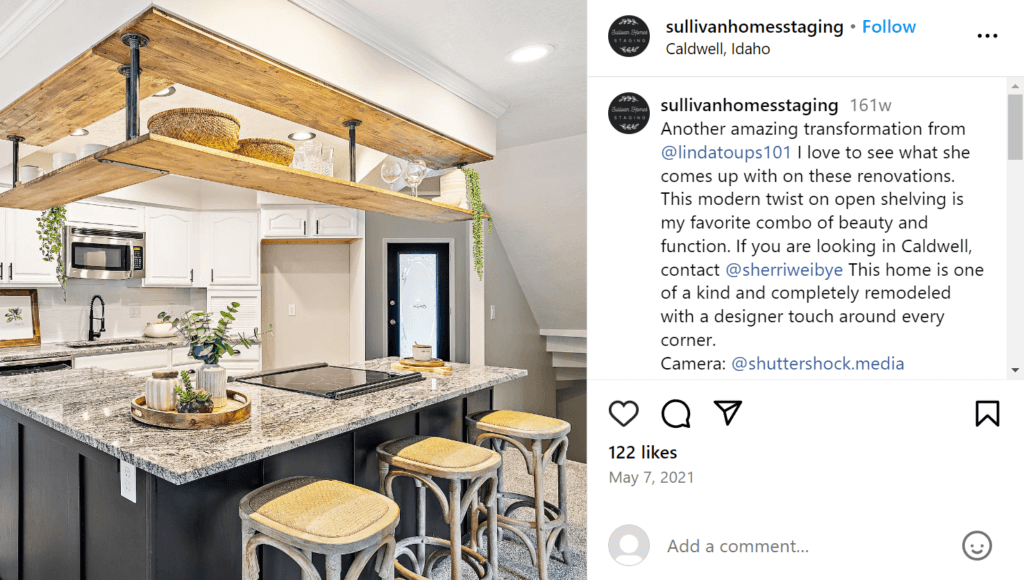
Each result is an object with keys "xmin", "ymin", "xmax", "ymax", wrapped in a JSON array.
[
  {"xmin": 234, "ymin": 138, "xmax": 296, "ymax": 166},
  {"xmin": 147, "ymin": 108, "xmax": 241, "ymax": 152}
]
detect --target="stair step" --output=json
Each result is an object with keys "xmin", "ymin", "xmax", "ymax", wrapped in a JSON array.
[
  {"xmin": 552, "ymin": 352, "xmax": 586, "ymax": 368},
  {"xmin": 546, "ymin": 335, "xmax": 586, "ymax": 354},
  {"xmin": 555, "ymin": 368, "xmax": 586, "ymax": 381}
]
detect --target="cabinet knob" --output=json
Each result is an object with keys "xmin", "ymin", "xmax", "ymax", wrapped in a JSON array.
[
  {"xmin": 389, "ymin": 319, "xmax": 396, "ymax": 325},
  {"xmin": 389, "ymin": 300, "xmax": 395, "ymax": 306}
]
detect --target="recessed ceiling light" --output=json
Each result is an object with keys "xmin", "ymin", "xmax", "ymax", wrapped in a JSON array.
[
  {"xmin": 288, "ymin": 132, "xmax": 316, "ymax": 141},
  {"xmin": 71, "ymin": 128, "xmax": 89, "ymax": 136},
  {"xmin": 152, "ymin": 86, "xmax": 176, "ymax": 97},
  {"xmin": 505, "ymin": 44, "xmax": 554, "ymax": 63}
]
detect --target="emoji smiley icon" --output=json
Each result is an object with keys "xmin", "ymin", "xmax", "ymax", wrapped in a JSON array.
[{"xmin": 962, "ymin": 531, "xmax": 992, "ymax": 561}]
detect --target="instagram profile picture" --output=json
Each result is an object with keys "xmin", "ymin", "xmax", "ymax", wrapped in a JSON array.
[
  {"xmin": 608, "ymin": 524, "xmax": 650, "ymax": 566},
  {"xmin": 608, "ymin": 92, "xmax": 650, "ymax": 134},
  {"xmin": 608, "ymin": 16, "xmax": 650, "ymax": 57}
]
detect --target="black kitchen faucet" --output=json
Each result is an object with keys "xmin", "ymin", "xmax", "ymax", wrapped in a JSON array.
[{"xmin": 89, "ymin": 295, "xmax": 106, "ymax": 341}]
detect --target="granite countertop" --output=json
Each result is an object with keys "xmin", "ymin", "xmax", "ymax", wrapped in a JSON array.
[
  {"xmin": 0, "ymin": 336, "xmax": 262, "ymax": 363},
  {"xmin": 0, "ymin": 358, "xmax": 526, "ymax": 485},
  {"xmin": 0, "ymin": 336, "xmax": 185, "ymax": 363}
]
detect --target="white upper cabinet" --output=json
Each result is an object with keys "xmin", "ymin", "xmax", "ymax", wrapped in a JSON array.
[
  {"xmin": 66, "ymin": 199, "xmax": 142, "ymax": 230},
  {"xmin": 261, "ymin": 207, "xmax": 308, "ymax": 238},
  {"xmin": 143, "ymin": 207, "xmax": 195, "ymax": 287},
  {"xmin": 6, "ymin": 209, "xmax": 59, "ymax": 285},
  {"xmin": 202, "ymin": 212, "xmax": 259, "ymax": 286},
  {"xmin": 311, "ymin": 206, "xmax": 359, "ymax": 237},
  {"xmin": 261, "ymin": 205, "xmax": 362, "ymax": 239}
]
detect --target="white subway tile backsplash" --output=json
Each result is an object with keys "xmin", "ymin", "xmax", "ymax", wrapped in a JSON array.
[{"xmin": 36, "ymin": 279, "xmax": 204, "ymax": 343}]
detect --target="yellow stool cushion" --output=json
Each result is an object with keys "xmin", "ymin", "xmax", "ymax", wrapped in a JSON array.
[
  {"xmin": 381, "ymin": 436, "xmax": 500, "ymax": 475},
  {"xmin": 248, "ymin": 477, "xmax": 397, "ymax": 542},
  {"xmin": 476, "ymin": 410, "xmax": 569, "ymax": 436}
]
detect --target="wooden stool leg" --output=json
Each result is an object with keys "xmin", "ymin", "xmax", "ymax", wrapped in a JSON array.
[
  {"xmin": 557, "ymin": 454, "xmax": 572, "ymax": 564},
  {"xmin": 326, "ymin": 553, "xmax": 342, "ymax": 580},
  {"xmin": 486, "ymin": 476, "xmax": 499, "ymax": 577},
  {"xmin": 531, "ymin": 439, "xmax": 549, "ymax": 580},
  {"xmin": 415, "ymin": 479, "xmax": 427, "ymax": 574},
  {"xmin": 448, "ymin": 478, "xmax": 463, "ymax": 580},
  {"xmin": 301, "ymin": 549, "xmax": 315, "ymax": 580},
  {"xmin": 242, "ymin": 523, "xmax": 259, "ymax": 580}
]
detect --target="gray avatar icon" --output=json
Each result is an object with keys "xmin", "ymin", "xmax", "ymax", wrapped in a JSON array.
[
  {"xmin": 963, "ymin": 531, "xmax": 992, "ymax": 561},
  {"xmin": 608, "ymin": 524, "xmax": 650, "ymax": 566}
]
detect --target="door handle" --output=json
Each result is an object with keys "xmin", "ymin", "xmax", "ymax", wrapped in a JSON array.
[
  {"xmin": 190, "ymin": 269, "xmax": 193, "ymax": 283},
  {"xmin": 303, "ymin": 220, "xmax": 307, "ymax": 236},
  {"xmin": 316, "ymin": 220, "xmax": 319, "ymax": 235},
  {"xmin": 8, "ymin": 264, "xmax": 11, "ymax": 280},
  {"xmin": 211, "ymin": 269, "xmax": 214, "ymax": 283}
]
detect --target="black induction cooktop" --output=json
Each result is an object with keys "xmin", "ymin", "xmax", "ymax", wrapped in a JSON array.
[{"xmin": 231, "ymin": 363, "xmax": 423, "ymax": 400}]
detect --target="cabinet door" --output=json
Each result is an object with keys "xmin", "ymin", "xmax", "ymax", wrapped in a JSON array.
[
  {"xmin": 6, "ymin": 209, "xmax": 59, "ymax": 285},
  {"xmin": 311, "ymin": 206, "xmax": 359, "ymax": 237},
  {"xmin": 144, "ymin": 207, "xmax": 195, "ymax": 286},
  {"xmin": 206, "ymin": 212, "xmax": 259, "ymax": 286},
  {"xmin": 261, "ymin": 208, "xmax": 308, "ymax": 238},
  {"xmin": 66, "ymin": 200, "xmax": 142, "ymax": 230}
]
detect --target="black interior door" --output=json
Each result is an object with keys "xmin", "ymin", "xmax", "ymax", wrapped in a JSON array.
[{"xmin": 387, "ymin": 243, "xmax": 451, "ymax": 361}]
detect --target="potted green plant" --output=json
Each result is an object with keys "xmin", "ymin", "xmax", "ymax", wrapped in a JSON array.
[
  {"xmin": 462, "ymin": 168, "xmax": 491, "ymax": 280},
  {"xmin": 158, "ymin": 303, "xmax": 270, "ymax": 409},
  {"xmin": 174, "ymin": 370, "xmax": 213, "ymax": 414},
  {"xmin": 36, "ymin": 205, "xmax": 68, "ymax": 301}
]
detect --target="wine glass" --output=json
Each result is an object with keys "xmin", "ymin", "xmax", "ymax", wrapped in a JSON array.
[
  {"xmin": 381, "ymin": 158, "xmax": 403, "ymax": 190},
  {"xmin": 403, "ymin": 159, "xmax": 427, "ymax": 197}
]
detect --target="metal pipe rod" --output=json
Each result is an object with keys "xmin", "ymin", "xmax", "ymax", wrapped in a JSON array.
[
  {"xmin": 343, "ymin": 120, "xmax": 361, "ymax": 182},
  {"xmin": 121, "ymin": 33, "xmax": 149, "ymax": 140},
  {"xmin": 6, "ymin": 136, "xmax": 24, "ymax": 185}
]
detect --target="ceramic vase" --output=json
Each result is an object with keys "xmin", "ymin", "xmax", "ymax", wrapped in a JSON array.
[
  {"xmin": 199, "ymin": 363, "xmax": 228, "ymax": 409},
  {"xmin": 145, "ymin": 369, "xmax": 181, "ymax": 411}
]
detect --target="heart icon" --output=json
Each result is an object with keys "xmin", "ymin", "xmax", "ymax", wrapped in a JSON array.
[{"xmin": 609, "ymin": 400, "xmax": 639, "ymax": 427}]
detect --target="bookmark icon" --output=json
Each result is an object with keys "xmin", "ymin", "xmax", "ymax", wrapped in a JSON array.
[{"xmin": 714, "ymin": 401, "xmax": 742, "ymax": 426}]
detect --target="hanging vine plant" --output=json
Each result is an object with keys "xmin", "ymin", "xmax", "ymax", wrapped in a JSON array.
[
  {"xmin": 463, "ymin": 167, "xmax": 491, "ymax": 280},
  {"xmin": 37, "ymin": 205, "xmax": 68, "ymax": 302}
]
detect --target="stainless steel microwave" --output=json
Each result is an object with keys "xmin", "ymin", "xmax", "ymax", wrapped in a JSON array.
[{"xmin": 64, "ymin": 227, "xmax": 145, "ymax": 280}]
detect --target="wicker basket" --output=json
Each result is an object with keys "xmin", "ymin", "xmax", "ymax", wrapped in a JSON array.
[
  {"xmin": 234, "ymin": 138, "xmax": 296, "ymax": 166},
  {"xmin": 147, "ymin": 108, "xmax": 241, "ymax": 152}
]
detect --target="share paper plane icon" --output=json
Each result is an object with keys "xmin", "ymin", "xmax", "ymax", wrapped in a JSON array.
[{"xmin": 714, "ymin": 401, "xmax": 742, "ymax": 426}]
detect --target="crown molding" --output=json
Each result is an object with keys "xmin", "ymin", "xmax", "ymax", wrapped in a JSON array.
[
  {"xmin": 0, "ymin": 0, "xmax": 65, "ymax": 60},
  {"xmin": 289, "ymin": 0, "xmax": 508, "ymax": 119}
]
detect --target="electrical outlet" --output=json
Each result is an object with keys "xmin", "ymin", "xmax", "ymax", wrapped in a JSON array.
[
  {"xmin": 490, "ymin": 305, "xmax": 496, "ymax": 320},
  {"xmin": 129, "ymin": 304, "xmax": 141, "ymax": 318},
  {"xmin": 120, "ymin": 460, "xmax": 136, "ymax": 503},
  {"xmin": 288, "ymin": 304, "xmax": 296, "ymax": 316}
]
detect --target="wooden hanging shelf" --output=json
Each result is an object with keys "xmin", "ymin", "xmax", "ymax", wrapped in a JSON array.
[
  {"xmin": 0, "ymin": 7, "xmax": 492, "ymax": 169},
  {"xmin": 0, "ymin": 134, "xmax": 480, "ymax": 223}
]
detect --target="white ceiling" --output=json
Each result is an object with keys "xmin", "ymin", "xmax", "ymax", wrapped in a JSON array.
[{"xmin": 338, "ymin": 0, "xmax": 586, "ymax": 150}]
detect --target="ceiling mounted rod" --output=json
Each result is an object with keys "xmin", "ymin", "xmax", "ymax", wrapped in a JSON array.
[
  {"xmin": 121, "ymin": 33, "xmax": 149, "ymax": 141},
  {"xmin": 342, "ymin": 119, "xmax": 361, "ymax": 182},
  {"xmin": 6, "ymin": 136, "xmax": 24, "ymax": 186}
]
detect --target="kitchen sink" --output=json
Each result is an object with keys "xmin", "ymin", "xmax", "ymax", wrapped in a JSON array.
[{"xmin": 61, "ymin": 338, "xmax": 148, "ymax": 348}]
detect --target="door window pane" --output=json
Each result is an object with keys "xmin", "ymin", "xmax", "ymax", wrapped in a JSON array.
[{"xmin": 399, "ymin": 253, "xmax": 438, "ymax": 358}]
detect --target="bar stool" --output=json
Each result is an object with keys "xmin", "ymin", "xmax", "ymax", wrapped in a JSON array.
[
  {"xmin": 377, "ymin": 436, "xmax": 501, "ymax": 580},
  {"xmin": 465, "ymin": 410, "xmax": 571, "ymax": 580},
  {"xmin": 239, "ymin": 476, "xmax": 399, "ymax": 580}
]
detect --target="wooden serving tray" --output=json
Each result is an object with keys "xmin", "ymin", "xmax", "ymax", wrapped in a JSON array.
[
  {"xmin": 393, "ymin": 360, "xmax": 453, "ymax": 376},
  {"xmin": 130, "ymin": 389, "xmax": 251, "ymax": 429},
  {"xmin": 398, "ymin": 358, "xmax": 446, "ymax": 368}
]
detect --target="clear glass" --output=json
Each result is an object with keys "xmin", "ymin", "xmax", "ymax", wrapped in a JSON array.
[
  {"xmin": 398, "ymin": 253, "xmax": 438, "ymax": 359},
  {"xmin": 321, "ymin": 147, "xmax": 334, "ymax": 177},
  {"xmin": 381, "ymin": 159, "xmax": 403, "ymax": 190},
  {"xmin": 403, "ymin": 159, "xmax": 427, "ymax": 197}
]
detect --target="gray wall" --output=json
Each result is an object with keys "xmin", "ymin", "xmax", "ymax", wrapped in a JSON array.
[
  {"xmin": 483, "ymin": 228, "xmax": 559, "ymax": 425},
  {"xmin": 364, "ymin": 213, "xmax": 470, "ymax": 362},
  {"xmin": 556, "ymin": 381, "xmax": 587, "ymax": 463}
]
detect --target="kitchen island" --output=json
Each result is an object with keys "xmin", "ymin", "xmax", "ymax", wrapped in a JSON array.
[{"xmin": 0, "ymin": 358, "xmax": 525, "ymax": 580}]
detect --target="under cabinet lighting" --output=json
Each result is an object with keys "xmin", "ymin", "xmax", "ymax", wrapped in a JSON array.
[
  {"xmin": 153, "ymin": 86, "xmax": 176, "ymax": 97},
  {"xmin": 288, "ymin": 132, "xmax": 316, "ymax": 141},
  {"xmin": 71, "ymin": 128, "xmax": 89, "ymax": 136},
  {"xmin": 505, "ymin": 44, "xmax": 554, "ymax": 63}
]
